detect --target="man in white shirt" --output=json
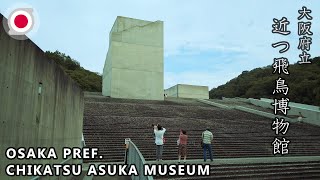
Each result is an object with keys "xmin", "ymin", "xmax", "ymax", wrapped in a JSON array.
[{"xmin": 153, "ymin": 124, "xmax": 166, "ymax": 161}]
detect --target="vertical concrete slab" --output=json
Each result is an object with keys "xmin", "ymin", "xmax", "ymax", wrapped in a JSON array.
[
  {"xmin": 0, "ymin": 14, "xmax": 84, "ymax": 179},
  {"xmin": 103, "ymin": 16, "xmax": 164, "ymax": 100}
]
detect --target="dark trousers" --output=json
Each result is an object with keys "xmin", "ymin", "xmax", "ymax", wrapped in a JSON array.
[
  {"xmin": 203, "ymin": 143, "xmax": 213, "ymax": 161},
  {"xmin": 156, "ymin": 145, "xmax": 163, "ymax": 160}
]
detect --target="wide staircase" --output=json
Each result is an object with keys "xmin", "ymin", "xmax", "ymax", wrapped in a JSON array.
[
  {"xmin": 152, "ymin": 160, "xmax": 320, "ymax": 179},
  {"xmin": 83, "ymin": 92, "xmax": 320, "ymax": 179}
]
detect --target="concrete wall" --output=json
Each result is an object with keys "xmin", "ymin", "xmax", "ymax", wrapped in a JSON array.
[
  {"xmin": 103, "ymin": 16, "xmax": 164, "ymax": 100},
  {"xmin": 249, "ymin": 98, "xmax": 320, "ymax": 126},
  {"xmin": 0, "ymin": 14, "xmax": 84, "ymax": 179},
  {"xmin": 197, "ymin": 99, "xmax": 296, "ymax": 123},
  {"xmin": 249, "ymin": 98, "xmax": 273, "ymax": 109},
  {"xmin": 260, "ymin": 98, "xmax": 320, "ymax": 111},
  {"xmin": 165, "ymin": 84, "xmax": 209, "ymax": 99},
  {"xmin": 165, "ymin": 85, "xmax": 178, "ymax": 97},
  {"xmin": 234, "ymin": 106, "xmax": 296, "ymax": 122},
  {"xmin": 197, "ymin": 99, "xmax": 232, "ymax": 109},
  {"xmin": 222, "ymin": 97, "xmax": 250, "ymax": 103}
]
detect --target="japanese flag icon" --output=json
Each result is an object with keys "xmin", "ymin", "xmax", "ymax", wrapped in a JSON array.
[{"xmin": 7, "ymin": 8, "xmax": 34, "ymax": 35}]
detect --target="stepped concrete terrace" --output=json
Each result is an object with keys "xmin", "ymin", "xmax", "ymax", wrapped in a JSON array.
[
  {"xmin": 151, "ymin": 158, "xmax": 320, "ymax": 179},
  {"xmin": 83, "ymin": 92, "xmax": 320, "ymax": 163}
]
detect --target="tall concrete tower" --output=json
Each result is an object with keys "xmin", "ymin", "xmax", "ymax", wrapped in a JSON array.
[{"xmin": 103, "ymin": 16, "xmax": 164, "ymax": 100}]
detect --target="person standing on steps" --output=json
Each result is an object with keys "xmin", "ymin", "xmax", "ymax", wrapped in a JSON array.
[
  {"xmin": 153, "ymin": 124, "xmax": 166, "ymax": 161},
  {"xmin": 178, "ymin": 129, "xmax": 188, "ymax": 163},
  {"xmin": 297, "ymin": 112, "xmax": 305, "ymax": 123},
  {"xmin": 202, "ymin": 127, "xmax": 213, "ymax": 162}
]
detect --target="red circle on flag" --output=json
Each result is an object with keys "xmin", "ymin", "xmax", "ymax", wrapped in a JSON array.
[{"xmin": 14, "ymin": 14, "xmax": 28, "ymax": 28}]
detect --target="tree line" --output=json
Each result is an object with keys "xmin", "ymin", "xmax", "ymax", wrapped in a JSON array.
[
  {"xmin": 209, "ymin": 57, "xmax": 320, "ymax": 106},
  {"xmin": 45, "ymin": 50, "xmax": 102, "ymax": 92},
  {"xmin": 45, "ymin": 50, "xmax": 319, "ymax": 106}
]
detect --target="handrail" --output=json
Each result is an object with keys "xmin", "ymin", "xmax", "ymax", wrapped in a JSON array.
[
  {"xmin": 127, "ymin": 140, "xmax": 153, "ymax": 180},
  {"xmin": 82, "ymin": 133, "xmax": 86, "ymax": 147}
]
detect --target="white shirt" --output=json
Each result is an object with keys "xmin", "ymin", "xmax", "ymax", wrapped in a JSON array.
[{"xmin": 154, "ymin": 128, "xmax": 166, "ymax": 145}]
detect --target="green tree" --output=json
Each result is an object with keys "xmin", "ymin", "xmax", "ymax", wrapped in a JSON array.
[
  {"xmin": 45, "ymin": 50, "xmax": 102, "ymax": 92},
  {"xmin": 210, "ymin": 57, "xmax": 320, "ymax": 106}
]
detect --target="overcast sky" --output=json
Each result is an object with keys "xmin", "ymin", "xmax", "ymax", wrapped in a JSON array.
[{"xmin": 1, "ymin": 0, "xmax": 319, "ymax": 89}]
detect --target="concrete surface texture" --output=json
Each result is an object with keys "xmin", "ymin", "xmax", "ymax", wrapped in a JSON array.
[
  {"xmin": 198, "ymin": 99, "xmax": 296, "ymax": 123},
  {"xmin": 147, "ymin": 157, "xmax": 320, "ymax": 179},
  {"xmin": 103, "ymin": 16, "xmax": 164, "ymax": 100},
  {"xmin": 83, "ymin": 93, "xmax": 320, "ymax": 179},
  {"xmin": 165, "ymin": 84, "xmax": 209, "ymax": 99},
  {"xmin": 0, "ymin": 14, "xmax": 84, "ymax": 179},
  {"xmin": 249, "ymin": 98, "xmax": 320, "ymax": 126}
]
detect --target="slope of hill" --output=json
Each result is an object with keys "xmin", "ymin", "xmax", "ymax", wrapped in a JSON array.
[
  {"xmin": 45, "ymin": 51, "xmax": 102, "ymax": 92},
  {"xmin": 210, "ymin": 57, "xmax": 320, "ymax": 106}
]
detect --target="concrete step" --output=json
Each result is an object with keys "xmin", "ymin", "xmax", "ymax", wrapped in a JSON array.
[
  {"xmin": 83, "ymin": 96, "xmax": 320, "ymax": 163},
  {"xmin": 153, "ymin": 161, "xmax": 320, "ymax": 179}
]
